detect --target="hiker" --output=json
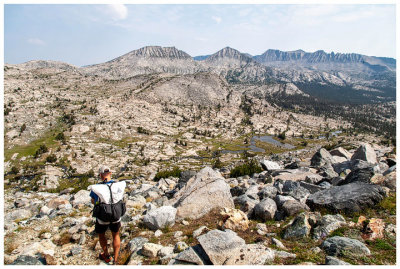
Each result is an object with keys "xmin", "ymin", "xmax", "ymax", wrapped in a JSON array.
[{"xmin": 89, "ymin": 165, "xmax": 126, "ymax": 264}]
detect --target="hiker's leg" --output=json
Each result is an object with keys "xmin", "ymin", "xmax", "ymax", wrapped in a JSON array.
[
  {"xmin": 98, "ymin": 233, "xmax": 109, "ymax": 256},
  {"xmin": 111, "ymin": 231, "xmax": 121, "ymax": 263}
]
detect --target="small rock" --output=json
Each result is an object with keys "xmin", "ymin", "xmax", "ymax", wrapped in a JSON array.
[
  {"xmin": 154, "ymin": 230, "xmax": 163, "ymax": 237},
  {"xmin": 70, "ymin": 246, "xmax": 82, "ymax": 256},
  {"xmin": 193, "ymin": 226, "xmax": 209, "ymax": 238},
  {"xmin": 141, "ymin": 243, "xmax": 163, "ymax": 258},
  {"xmin": 274, "ymin": 250, "xmax": 296, "ymax": 259},
  {"xmin": 158, "ymin": 246, "xmax": 174, "ymax": 258},
  {"xmin": 271, "ymin": 237, "xmax": 287, "ymax": 250},
  {"xmin": 325, "ymin": 256, "xmax": 351, "ymax": 265},
  {"xmin": 174, "ymin": 241, "xmax": 189, "ymax": 253},
  {"xmin": 174, "ymin": 231, "xmax": 183, "ymax": 238},
  {"xmin": 218, "ymin": 207, "xmax": 249, "ymax": 231}
]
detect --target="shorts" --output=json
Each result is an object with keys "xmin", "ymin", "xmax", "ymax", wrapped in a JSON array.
[{"xmin": 95, "ymin": 220, "xmax": 121, "ymax": 234}]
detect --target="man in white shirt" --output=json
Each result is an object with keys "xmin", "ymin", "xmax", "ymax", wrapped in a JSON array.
[{"xmin": 90, "ymin": 165, "xmax": 121, "ymax": 264}]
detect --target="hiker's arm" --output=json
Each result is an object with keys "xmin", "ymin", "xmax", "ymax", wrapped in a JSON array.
[{"xmin": 91, "ymin": 198, "xmax": 95, "ymax": 205}]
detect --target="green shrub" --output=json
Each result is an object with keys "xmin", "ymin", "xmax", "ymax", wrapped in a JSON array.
[
  {"xmin": 46, "ymin": 154, "xmax": 57, "ymax": 163},
  {"xmin": 153, "ymin": 167, "xmax": 181, "ymax": 181},
  {"xmin": 277, "ymin": 132, "xmax": 286, "ymax": 140},
  {"xmin": 230, "ymin": 159, "xmax": 262, "ymax": 178},
  {"xmin": 55, "ymin": 132, "xmax": 65, "ymax": 141},
  {"xmin": 34, "ymin": 144, "xmax": 48, "ymax": 158},
  {"xmin": 10, "ymin": 166, "xmax": 19, "ymax": 175},
  {"xmin": 212, "ymin": 158, "xmax": 223, "ymax": 169}
]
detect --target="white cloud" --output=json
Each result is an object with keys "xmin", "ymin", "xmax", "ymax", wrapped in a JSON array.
[
  {"xmin": 107, "ymin": 4, "xmax": 128, "ymax": 20},
  {"xmin": 212, "ymin": 16, "xmax": 222, "ymax": 24},
  {"xmin": 27, "ymin": 38, "xmax": 45, "ymax": 46}
]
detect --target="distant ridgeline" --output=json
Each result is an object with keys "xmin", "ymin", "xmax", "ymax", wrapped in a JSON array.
[{"xmin": 8, "ymin": 46, "xmax": 396, "ymax": 137}]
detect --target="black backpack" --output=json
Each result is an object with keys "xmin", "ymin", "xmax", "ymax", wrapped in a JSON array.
[{"xmin": 92, "ymin": 182, "xmax": 126, "ymax": 222}]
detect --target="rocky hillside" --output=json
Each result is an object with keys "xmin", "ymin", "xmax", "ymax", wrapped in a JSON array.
[{"xmin": 4, "ymin": 143, "xmax": 396, "ymax": 265}]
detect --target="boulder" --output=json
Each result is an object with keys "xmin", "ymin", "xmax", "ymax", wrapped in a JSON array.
[
  {"xmin": 351, "ymin": 143, "xmax": 377, "ymax": 164},
  {"xmin": 174, "ymin": 245, "xmax": 212, "ymax": 265},
  {"xmin": 312, "ymin": 214, "xmax": 346, "ymax": 240},
  {"xmin": 218, "ymin": 208, "xmax": 249, "ymax": 231},
  {"xmin": 11, "ymin": 255, "xmax": 43, "ymax": 265},
  {"xmin": 321, "ymin": 236, "xmax": 371, "ymax": 257},
  {"xmin": 141, "ymin": 243, "xmax": 164, "ymax": 258},
  {"xmin": 282, "ymin": 200, "xmax": 309, "ymax": 217},
  {"xmin": 275, "ymin": 195, "xmax": 296, "ymax": 208},
  {"xmin": 128, "ymin": 237, "xmax": 149, "ymax": 255},
  {"xmin": 361, "ymin": 218, "xmax": 385, "ymax": 240},
  {"xmin": 258, "ymin": 186, "xmax": 278, "ymax": 200},
  {"xmin": 244, "ymin": 185, "xmax": 260, "ymax": 200},
  {"xmin": 283, "ymin": 212, "xmax": 311, "ymax": 239},
  {"xmin": 325, "ymin": 256, "xmax": 351, "ymax": 265},
  {"xmin": 311, "ymin": 148, "xmax": 335, "ymax": 167},
  {"xmin": 230, "ymin": 186, "xmax": 246, "ymax": 197},
  {"xmin": 299, "ymin": 181, "xmax": 326, "ymax": 194},
  {"xmin": 330, "ymin": 147, "xmax": 352, "ymax": 159},
  {"xmin": 167, "ymin": 167, "xmax": 234, "ymax": 220},
  {"xmin": 71, "ymin": 190, "xmax": 91, "ymax": 207},
  {"xmin": 192, "ymin": 226, "xmax": 210, "ymax": 238},
  {"xmin": 260, "ymin": 159, "xmax": 282, "ymax": 171},
  {"xmin": 287, "ymin": 186, "xmax": 310, "ymax": 204},
  {"xmin": 47, "ymin": 198, "xmax": 70, "ymax": 209},
  {"xmin": 233, "ymin": 195, "xmax": 258, "ymax": 217},
  {"xmin": 341, "ymin": 166, "xmax": 374, "ymax": 185},
  {"xmin": 143, "ymin": 206, "xmax": 177, "ymax": 230},
  {"xmin": 197, "ymin": 229, "xmax": 245, "ymax": 265},
  {"xmin": 253, "ymin": 198, "xmax": 277, "ymax": 221},
  {"xmin": 5, "ymin": 209, "xmax": 33, "ymax": 223},
  {"xmin": 225, "ymin": 244, "xmax": 275, "ymax": 265},
  {"xmin": 158, "ymin": 246, "xmax": 174, "ymax": 258},
  {"xmin": 306, "ymin": 182, "xmax": 386, "ymax": 213}
]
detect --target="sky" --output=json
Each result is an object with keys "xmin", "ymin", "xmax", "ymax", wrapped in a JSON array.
[{"xmin": 4, "ymin": 4, "xmax": 396, "ymax": 67}]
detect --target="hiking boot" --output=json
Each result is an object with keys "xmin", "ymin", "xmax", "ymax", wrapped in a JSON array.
[{"xmin": 99, "ymin": 253, "xmax": 112, "ymax": 263}]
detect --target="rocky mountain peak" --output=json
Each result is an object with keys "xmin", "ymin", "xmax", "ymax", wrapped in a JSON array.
[
  {"xmin": 113, "ymin": 46, "xmax": 192, "ymax": 61},
  {"xmin": 206, "ymin": 47, "xmax": 252, "ymax": 62}
]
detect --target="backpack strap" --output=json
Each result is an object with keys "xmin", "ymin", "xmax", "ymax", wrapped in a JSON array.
[{"xmin": 107, "ymin": 182, "xmax": 114, "ymax": 205}]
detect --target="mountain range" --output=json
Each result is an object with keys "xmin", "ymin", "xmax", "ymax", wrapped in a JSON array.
[{"xmin": 8, "ymin": 46, "xmax": 396, "ymax": 103}]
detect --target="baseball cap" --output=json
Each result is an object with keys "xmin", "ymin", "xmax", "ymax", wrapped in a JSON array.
[{"xmin": 98, "ymin": 165, "xmax": 111, "ymax": 174}]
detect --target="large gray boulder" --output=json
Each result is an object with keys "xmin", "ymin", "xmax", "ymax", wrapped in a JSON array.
[
  {"xmin": 11, "ymin": 255, "xmax": 43, "ymax": 265},
  {"xmin": 351, "ymin": 143, "xmax": 377, "ymax": 164},
  {"xmin": 321, "ymin": 236, "xmax": 371, "ymax": 257},
  {"xmin": 174, "ymin": 245, "xmax": 212, "ymax": 265},
  {"xmin": 143, "ymin": 206, "xmax": 177, "ymax": 230},
  {"xmin": 282, "ymin": 200, "xmax": 309, "ymax": 217},
  {"xmin": 260, "ymin": 159, "xmax": 282, "ymax": 171},
  {"xmin": 341, "ymin": 165, "xmax": 374, "ymax": 185},
  {"xmin": 283, "ymin": 212, "xmax": 311, "ymax": 239},
  {"xmin": 311, "ymin": 148, "xmax": 335, "ymax": 167},
  {"xmin": 330, "ymin": 147, "xmax": 352, "ymax": 160},
  {"xmin": 167, "ymin": 167, "xmax": 234, "ymax": 220},
  {"xmin": 71, "ymin": 190, "xmax": 91, "ymax": 207},
  {"xmin": 233, "ymin": 195, "xmax": 258, "ymax": 217},
  {"xmin": 258, "ymin": 186, "xmax": 278, "ymax": 200},
  {"xmin": 306, "ymin": 182, "xmax": 386, "ymax": 213},
  {"xmin": 312, "ymin": 214, "xmax": 346, "ymax": 240},
  {"xmin": 197, "ymin": 229, "xmax": 245, "ymax": 265},
  {"xmin": 5, "ymin": 209, "xmax": 33, "ymax": 223},
  {"xmin": 253, "ymin": 198, "xmax": 277, "ymax": 221}
]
